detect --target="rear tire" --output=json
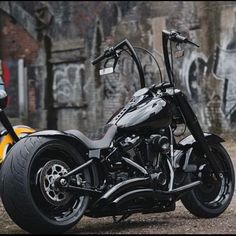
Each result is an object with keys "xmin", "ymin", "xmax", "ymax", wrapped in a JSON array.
[
  {"xmin": 0, "ymin": 136, "xmax": 91, "ymax": 234},
  {"xmin": 181, "ymin": 143, "xmax": 235, "ymax": 218}
]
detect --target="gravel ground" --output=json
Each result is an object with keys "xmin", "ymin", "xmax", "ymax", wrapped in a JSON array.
[{"xmin": 0, "ymin": 140, "xmax": 235, "ymax": 234}]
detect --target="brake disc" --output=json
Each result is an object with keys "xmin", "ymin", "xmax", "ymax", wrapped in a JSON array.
[{"xmin": 39, "ymin": 160, "xmax": 72, "ymax": 206}]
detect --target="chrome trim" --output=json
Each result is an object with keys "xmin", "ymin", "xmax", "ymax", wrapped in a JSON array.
[
  {"xmin": 122, "ymin": 157, "xmax": 148, "ymax": 176},
  {"xmin": 167, "ymin": 158, "xmax": 174, "ymax": 191},
  {"xmin": 183, "ymin": 147, "xmax": 193, "ymax": 171}
]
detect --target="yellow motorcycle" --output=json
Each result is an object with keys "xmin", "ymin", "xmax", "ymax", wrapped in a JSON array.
[
  {"xmin": 0, "ymin": 92, "xmax": 35, "ymax": 165},
  {"xmin": 0, "ymin": 61, "xmax": 35, "ymax": 164}
]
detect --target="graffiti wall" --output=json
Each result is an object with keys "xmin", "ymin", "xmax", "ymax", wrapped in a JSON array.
[
  {"xmin": 46, "ymin": 2, "xmax": 236, "ymax": 134},
  {"xmin": 101, "ymin": 49, "xmax": 163, "ymax": 123},
  {"xmin": 2, "ymin": 1, "xmax": 236, "ymax": 134},
  {"xmin": 177, "ymin": 5, "xmax": 236, "ymax": 133},
  {"xmin": 53, "ymin": 63, "xmax": 86, "ymax": 108},
  {"xmin": 214, "ymin": 45, "xmax": 236, "ymax": 124}
]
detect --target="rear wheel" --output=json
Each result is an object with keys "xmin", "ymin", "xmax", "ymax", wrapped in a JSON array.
[
  {"xmin": 181, "ymin": 143, "xmax": 235, "ymax": 218},
  {"xmin": 0, "ymin": 136, "xmax": 91, "ymax": 234}
]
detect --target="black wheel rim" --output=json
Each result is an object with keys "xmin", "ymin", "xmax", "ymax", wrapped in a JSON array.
[
  {"xmin": 192, "ymin": 145, "xmax": 234, "ymax": 209},
  {"xmin": 29, "ymin": 143, "xmax": 90, "ymax": 222}
]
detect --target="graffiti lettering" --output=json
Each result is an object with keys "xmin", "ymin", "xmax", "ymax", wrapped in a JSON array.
[
  {"xmin": 181, "ymin": 36, "xmax": 236, "ymax": 128},
  {"xmin": 181, "ymin": 51, "xmax": 208, "ymax": 103},
  {"xmin": 213, "ymin": 45, "xmax": 236, "ymax": 123},
  {"xmin": 53, "ymin": 63, "xmax": 86, "ymax": 107}
]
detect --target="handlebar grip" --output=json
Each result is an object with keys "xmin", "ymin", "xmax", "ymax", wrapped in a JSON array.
[
  {"xmin": 162, "ymin": 30, "xmax": 186, "ymax": 42},
  {"xmin": 92, "ymin": 54, "xmax": 107, "ymax": 65},
  {"xmin": 174, "ymin": 34, "xmax": 188, "ymax": 43},
  {"xmin": 162, "ymin": 30, "xmax": 199, "ymax": 47}
]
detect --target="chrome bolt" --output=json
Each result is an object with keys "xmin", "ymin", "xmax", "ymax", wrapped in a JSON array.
[
  {"xmin": 219, "ymin": 173, "xmax": 223, "ymax": 179},
  {"xmin": 60, "ymin": 178, "xmax": 67, "ymax": 186}
]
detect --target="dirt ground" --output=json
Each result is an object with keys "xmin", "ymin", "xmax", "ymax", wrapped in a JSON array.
[{"xmin": 0, "ymin": 139, "xmax": 236, "ymax": 234}]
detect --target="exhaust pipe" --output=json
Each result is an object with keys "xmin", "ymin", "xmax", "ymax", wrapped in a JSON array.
[
  {"xmin": 93, "ymin": 177, "xmax": 150, "ymax": 208},
  {"xmin": 112, "ymin": 180, "xmax": 202, "ymax": 208}
]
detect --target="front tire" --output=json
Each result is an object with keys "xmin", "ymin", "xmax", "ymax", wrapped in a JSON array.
[
  {"xmin": 181, "ymin": 143, "xmax": 235, "ymax": 218},
  {"xmin": 0, "ymin": 136, "xmax": 91, "ymax": 234}
]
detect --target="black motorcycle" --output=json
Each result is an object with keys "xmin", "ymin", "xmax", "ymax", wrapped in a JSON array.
[{"xmin": 0, "ymin": 30, "xmax": 235, "ymax": 234}]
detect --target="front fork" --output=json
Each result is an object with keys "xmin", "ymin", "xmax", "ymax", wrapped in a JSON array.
[
  {"xmin": 0, "ymin": 109, "xmax": 19, "ymax": 142},
  {"xmin": 174, "ymin": 91, "xmax": 221, "ymax": 180}
]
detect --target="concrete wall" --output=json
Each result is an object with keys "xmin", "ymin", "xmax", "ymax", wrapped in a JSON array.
[{"xmin": 1, "ymin": 1, "xmax": 236, "ymax": 135}]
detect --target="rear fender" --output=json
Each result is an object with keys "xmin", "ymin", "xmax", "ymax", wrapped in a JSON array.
[
  {"xmin": 28, "ymin": 130, "xmax": 100, "ymax": 187},
  {"xmin": 175, "ymin": 133, "xmax": 224, "ymax": 172},
  {"xmin": 28, "ymin": 130, "xmax": 89, "ymax": 150}
]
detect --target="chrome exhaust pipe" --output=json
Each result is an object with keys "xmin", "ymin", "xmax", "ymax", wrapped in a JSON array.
[
  {"xmin": 112, "ymin": 180, "xmax": 202, "ymax": 208},
  {"xmin": 93, "ymin": 177, "xmax": 150, "ymax": 207}
]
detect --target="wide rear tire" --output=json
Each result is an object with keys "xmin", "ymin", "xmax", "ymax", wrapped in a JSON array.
[{"xmin": 0, "ymin": 136, "xmax": 91, "ymax": 234}]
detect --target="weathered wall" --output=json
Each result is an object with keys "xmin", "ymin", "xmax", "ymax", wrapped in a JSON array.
[{"xmin": 1, "ymin": 1, "xmax": 236, "ymax": 135}]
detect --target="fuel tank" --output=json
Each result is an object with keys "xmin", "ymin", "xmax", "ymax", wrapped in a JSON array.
[{"xmin": 110, "ymin": 88, "xmax": 173, "ymax": 131}]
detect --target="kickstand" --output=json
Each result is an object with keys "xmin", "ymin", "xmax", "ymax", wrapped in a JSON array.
[{"xmin": 112, "ymin": 213, "xmax": 132, "ymax": 224}]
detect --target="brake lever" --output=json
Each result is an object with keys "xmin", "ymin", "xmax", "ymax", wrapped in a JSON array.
[
  {"xmin": 186, "ymin": 39, "xmax": 199, "ymax": 48},
  {"xmin": 113, "ymin": 53, "xmax": 119, "ymax": 71},
  {"xmin": 104, "ymin": 58, "xmax": 110, "ymax": 68},
  {"xmin": 169, "ymin": 30, "xmax": 200, "ymax": 48}
]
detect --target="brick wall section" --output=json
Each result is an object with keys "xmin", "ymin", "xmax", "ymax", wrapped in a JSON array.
[{"xmin": 0, "ymin": 10, "xmax": 40, "ymax": 64}]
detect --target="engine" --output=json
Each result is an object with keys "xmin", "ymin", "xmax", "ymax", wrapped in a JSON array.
[
  {"xmin": 116, "ymin": 130, "xmax": 171, "ymax": 188},
  {"xmin": 119, "ymin": 131, "xmax": 170, "ymax": 165},
  {"xmin": 104, "ymin": 129, "xmax": 171, "ymax": 188}
]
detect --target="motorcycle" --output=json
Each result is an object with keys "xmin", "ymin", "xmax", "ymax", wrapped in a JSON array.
[
  {"xmin": 0, "ymin": 90, "xmax": 35, "ymax": 165},
  {"xmin": 0, "ymin": 30, "xmax": 234, "ymax": 234}
]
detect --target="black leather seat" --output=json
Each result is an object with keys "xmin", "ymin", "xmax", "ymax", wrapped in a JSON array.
[{"xmin": 65, "ymin": 125, "xmax": 117, "ymax": 149}]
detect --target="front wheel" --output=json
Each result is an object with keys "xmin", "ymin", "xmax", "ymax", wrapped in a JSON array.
[
  {"xmin": 181, "ymin": 143, "xmax": 235, "ymax": 218},
  {"xmin": 0, "ymin": 136, "xmax": 91, "ymax": 234}
]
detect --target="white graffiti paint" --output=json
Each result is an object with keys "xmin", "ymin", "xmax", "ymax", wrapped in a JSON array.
[
  {"xmin": 213, "ymin": 45, "xmax": 236, "ymax": 120},
  {"xmin": 180, "ymin": 50, "xmax": 221, "ymax": 128},
  {"xmin": 205, "ymin": 93, "xmax": 228, "ymax": 131},
  {"xmin": 180, "ymin": 50, "xmax": 208, "ymax": 101},
  {"xmin": 180, "ymin": 39, "xmax": 236, "ymax": 127},
  {"xmin": 214, "ymin": 47, "xmax": 236, "ymax": 79},
  {"xmin": 53, "ymin": 63, "xmax": 85, "ymax": 107}
]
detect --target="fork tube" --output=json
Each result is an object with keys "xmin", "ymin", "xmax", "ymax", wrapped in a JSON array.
[
  {"xmin": 174, "ymin": 92, "xmax": 221, "ymax": 179},
  {"xmin": 167, "ymin": 158, "xmax": 174, "ymax": 191},
  {"xmin": 169, "ymin": 126, "xmax": 174, "ymax": 166},
  {"xmin": 0, "ymin": 109, "xmax": 19, "ymax": 142}
]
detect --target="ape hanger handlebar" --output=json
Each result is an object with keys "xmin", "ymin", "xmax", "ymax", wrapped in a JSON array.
[
  {"xmin": 92, "ymin": 39, "xmax": 146, "ymax": 88},
  {"xmin": 92, "ymin": 30, "xmax": 199, "ymax": 89},
  {"xmin": 162, "ymin": 30, "xmax": 199, "ymax": 87}
]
